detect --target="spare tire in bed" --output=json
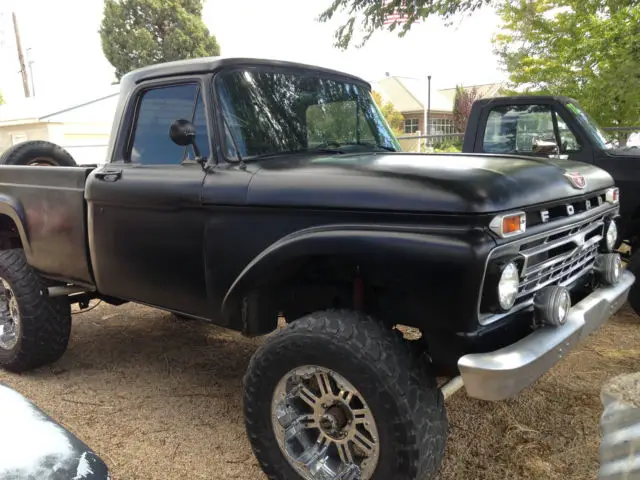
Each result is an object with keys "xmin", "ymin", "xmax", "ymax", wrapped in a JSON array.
[{"xmin": 0, "ymin": 140, "xmax": 77, "ymax": 166}]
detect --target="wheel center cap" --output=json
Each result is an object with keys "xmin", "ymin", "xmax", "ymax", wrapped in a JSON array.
[{"xmin": 319, "ymin": 413, "xmax": 338, "ymax": 434}]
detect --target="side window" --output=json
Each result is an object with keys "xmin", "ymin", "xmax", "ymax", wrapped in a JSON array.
[
  {"xmin": 483, "ymin": 104, "xmax": 556, "ymax": 154},
  {"xmin": 554, "ymin": 113, "xmax": 581, "ymax": 153},
  {"xmin": 130, "ymin": 83, "xmax": 209, "ymax": 165}
]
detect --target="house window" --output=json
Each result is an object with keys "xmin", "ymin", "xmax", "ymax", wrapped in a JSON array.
[
  {"xmin": 404, "ymin": 118, "xmax": 419, "ymax": 134},
  {"xmin": 428, "ymin": 118, "xmax": 456, "ymax": 135},
  {"xmin": 11, "ymin": 133, "xmax": 27, "ymax": 145}
]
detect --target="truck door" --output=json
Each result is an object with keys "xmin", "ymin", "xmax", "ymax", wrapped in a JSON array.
[
  {"xmin": 478, "ymin": 100, "xmax": 594, "ymax": 163},
  {"xmin": 85, "ymin": 79, "xmax": 212, "ymax": 316}
]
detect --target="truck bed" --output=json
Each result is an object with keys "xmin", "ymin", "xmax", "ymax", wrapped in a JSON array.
[{"xmin": 0, "ymin": 165, "xmax": 96, "ymax": 287}]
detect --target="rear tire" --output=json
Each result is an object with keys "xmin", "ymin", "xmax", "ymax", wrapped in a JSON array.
[
  {"xmin": 0, "ymin": 249, "xmax": 71, "ymax": 372},
  {"xmin": 0, "ymin": 140, "xmax": 77, "ymax": 166},
  {"xmin": 243, "ymin": 309, "xmax": 448, "ymax": 480},
  {"xmin": 626, "ymin": 250, "xmax": 640, "ymax": 316}
]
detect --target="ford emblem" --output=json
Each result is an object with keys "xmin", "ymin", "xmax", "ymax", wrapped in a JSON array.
[{"xmin": 564, "ymin": 171, "xmax": 586, "ymax": 189}]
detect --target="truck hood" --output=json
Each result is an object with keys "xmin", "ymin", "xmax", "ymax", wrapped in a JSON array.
[{"xmin": 247, "ymin": 152, "xmax": 614, "ymax": 213}]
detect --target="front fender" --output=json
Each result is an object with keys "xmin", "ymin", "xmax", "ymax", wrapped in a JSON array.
[
  {"xmin": 0, "ymin": 193, "xmax": 30, "ymax": 254},
  {"xmin": 221, "ymin": 224, "xmax": 492, "ymax": 331}
]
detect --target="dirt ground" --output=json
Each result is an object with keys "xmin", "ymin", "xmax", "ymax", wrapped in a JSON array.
[{"xmin": 1, "ymin": 301, "xmax": 639, "ymax": 480}]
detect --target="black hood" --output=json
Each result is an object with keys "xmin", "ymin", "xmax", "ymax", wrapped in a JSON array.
[{"xmin": 247, "ymin": 152, "xmax": 614, "ymax": 214}]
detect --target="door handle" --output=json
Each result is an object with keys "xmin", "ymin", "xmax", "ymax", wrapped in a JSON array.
[{"xmin": 94, "ymin": 168, "xmax": 122, "ymax": 182}]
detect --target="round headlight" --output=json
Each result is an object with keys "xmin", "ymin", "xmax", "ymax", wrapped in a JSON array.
[
  {"xmin": 498, "ymin": 262, "xmax": 520, "ymax": 310},
  {"xmin": 605, "ymin": 220, "xmax": 618, "ymax": 251}
]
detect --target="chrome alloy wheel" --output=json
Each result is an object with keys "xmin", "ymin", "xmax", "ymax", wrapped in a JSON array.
[
  {"xmin": 271, "ymin": 365, "xmax": 380, "ymax": 480},
  {"xmin": 0, "ymin": 279, "xmax": 20, "ymax": 350}
]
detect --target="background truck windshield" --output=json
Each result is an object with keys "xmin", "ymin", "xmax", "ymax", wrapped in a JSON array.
[
  {"xmin": 215, "ymin": 68, "xmax": 400, "ymax": 159},
  {"xmin": 566, "ymin": 102, "xmax": 613, "ymax": 149}
]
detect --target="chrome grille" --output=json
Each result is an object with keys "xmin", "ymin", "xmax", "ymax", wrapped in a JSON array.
[
  {"xmin": 479, "ymin": 207, "xmax": 612, "ymax": 325},
  {"xmin": 517, "ymin": 216, "xmax": 604, "ymax": 302}
]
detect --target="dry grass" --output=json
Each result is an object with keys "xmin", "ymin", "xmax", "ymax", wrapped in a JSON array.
[{"xmin": 1, "ymin": 302, "xmax": 639, "ymax": 479}]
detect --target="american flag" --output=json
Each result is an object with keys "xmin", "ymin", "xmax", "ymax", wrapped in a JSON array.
[{"xmin": 382, "ymin": 0, "xmax": 418, "ymax": 25}]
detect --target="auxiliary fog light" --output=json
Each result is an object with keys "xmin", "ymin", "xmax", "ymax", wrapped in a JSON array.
[
  {"xmin": 533, "ymin": 285, "xmax": 572, "ymax": 327},
  {"xmin": 595, "ymin": 253, "xmax": 622, "ymax": 286}
]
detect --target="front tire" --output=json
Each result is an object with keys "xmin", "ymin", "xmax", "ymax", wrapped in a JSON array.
[
  {"xmin": 0, "ymin": 249, "xmax": 71, "ymax": 372},
  {"xmin": 243, "ymin": 310, "xmax": 448, "ymax": 480}
]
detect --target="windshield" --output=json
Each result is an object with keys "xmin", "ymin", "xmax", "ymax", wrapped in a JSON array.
[
  {"xmin": 566, "ymin": 101, "xmax": 614, "ymax": 149},
  {"xmin": 215, "ymin": 68, "xmax": 400, "ymax": 160}
]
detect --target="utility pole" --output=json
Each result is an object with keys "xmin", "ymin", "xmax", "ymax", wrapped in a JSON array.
[
  {"xmin": 427, "ymin": 75, "xmax": 432, "ymax": 139},
  {"xmin": 12, "ymin": 12, "xmax": 31, "ymax": 98},
  {"xmin": 423, "ymin": 74, "xmax": 432, "ymax": 150},
  {"xmin": 27, "ymin": 48, "xmax": 35, "ymax": 96}
]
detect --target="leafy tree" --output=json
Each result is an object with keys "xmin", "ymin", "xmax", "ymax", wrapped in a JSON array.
[
  {"xmin": 100, "ymin": 0, "xmax": 220, "ymax": 80},
  {"xmin": 318, "ymin": 0, "xmax": 493, "ymax": 49},
  {"xmin": 452, "ymin": 85, "xmax": 480, "ymax": 133},
  {"xmin": 0, "ymin": 91, "xmax": 4, "ymax": 105},
  {"xmin": 372, "ymin": 90, "xmax": 405, "ymax": 135},
  {"xmin": 494, "ymin": 0, "xmax": 640, "ymax": 127}
]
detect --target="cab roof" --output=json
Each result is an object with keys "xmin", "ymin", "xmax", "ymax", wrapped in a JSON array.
[{"xmin": 120, "ymin": 56, "xmax": 371, "ymax": 90}]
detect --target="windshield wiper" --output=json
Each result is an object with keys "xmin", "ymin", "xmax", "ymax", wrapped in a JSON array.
[
  {"xmin": 325, "ymin": 141, "xmax": 397, "ymax": 152},
  {"xmin": 251, "ymin": 147, "xmax": 346, "ymax": 160}
]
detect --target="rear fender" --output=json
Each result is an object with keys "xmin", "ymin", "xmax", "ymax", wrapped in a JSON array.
[{"xmin": 0, "ymin": 194, "xmax": 30, "ymax": 254}]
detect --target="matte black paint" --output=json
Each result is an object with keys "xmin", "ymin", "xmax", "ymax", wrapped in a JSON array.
[
  {"xmin": 0, "ymin": 165, "xmax": 95, "ymax": 286},
  {"xmin": 464, "ymin": 95, "xmax": 640, "ymax": 242},
  {"xmin": 0, "ymin": 59, "xmax": 618, "ymax": 354}
]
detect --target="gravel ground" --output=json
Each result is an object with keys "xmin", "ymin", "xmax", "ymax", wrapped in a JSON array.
[{"xmin": 1, "ymin": 301, "xmax": 638, "ymax": 479}]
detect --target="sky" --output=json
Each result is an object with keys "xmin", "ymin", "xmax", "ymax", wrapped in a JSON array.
[{"xmin": 0, "ymin": 0, "xmax": 507, "ymax": 106}]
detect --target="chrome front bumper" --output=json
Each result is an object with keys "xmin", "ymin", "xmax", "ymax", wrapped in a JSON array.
[{"xmin": 458, "ymin": 270, "xmax": 635, "ymax": 401}]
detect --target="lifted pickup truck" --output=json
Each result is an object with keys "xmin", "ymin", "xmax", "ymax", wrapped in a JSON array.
[
  {"xmin": 0, "ymin": 58, "xmax": 634, "ymax": 480},
  {"xmin": 462, "ymin": 96, "xmax": 640, "ymax": 312}
]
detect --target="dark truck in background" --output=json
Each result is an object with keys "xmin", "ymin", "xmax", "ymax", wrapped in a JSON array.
[
  {"xmin": 462, "ymin": 96, "xmax": 640, "ymax": 312},
  {"xmin": 0, "ymin": 58, "xmax": 634, "ymax": 480}
]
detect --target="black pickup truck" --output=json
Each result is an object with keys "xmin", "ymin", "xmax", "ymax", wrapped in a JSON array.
[
  {"xmin": 462, "ymin": 96, "xmax": 640, "ymax": 312},
  {"xmin": 0, "ymin": 58, "xmax": 634, "ymax": 480}
]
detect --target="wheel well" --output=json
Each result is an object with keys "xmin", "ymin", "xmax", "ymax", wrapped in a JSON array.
[
  {"xmin": 239, "ymin": 254, "xmax": 427, "ymax": 336},
  {"xmin": 0, "ymin": 214, "xmax": 22, "ymax": 250}
]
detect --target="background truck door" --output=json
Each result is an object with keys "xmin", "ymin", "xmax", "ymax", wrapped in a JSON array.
[
  {"xmin": 86, "ymin": 79, "xmax": 212, "ymax": 316},
  {"xmin": 477, "ymin": 99, "xmax": 594, "ymax": 163}
]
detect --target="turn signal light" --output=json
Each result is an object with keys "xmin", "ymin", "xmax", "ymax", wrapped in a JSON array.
[
  {"xmin": 490, "ymin": 212, "xmax": 526, "ymax": 238},
  {"xmin": 606, "ymin": 187, "xmax": 619, "ymax": 204}
]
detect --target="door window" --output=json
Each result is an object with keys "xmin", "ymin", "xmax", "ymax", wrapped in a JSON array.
[
  {"xmin": 130, "ymin": 83, "xmax": 210, "ymax": 165},
  {"xmin": 483, "ymin": 104, "xmax": 557, "ymax": 154},
  {"xmin": 554, "ymin": 113, "xmax": 581, "ymax": 153}
]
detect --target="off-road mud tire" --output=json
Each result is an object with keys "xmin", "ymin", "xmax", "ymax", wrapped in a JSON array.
[
  {"xmin": 0, "ymin": 140, "xmax": 77, "ymax": 166},
  {"xmin": 0, "ymin": 249, "xmax": 71, "ymax": 372},
  {"xmin": 243, "ymin": 309, "xmax": 448, "ymax": 480}
]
